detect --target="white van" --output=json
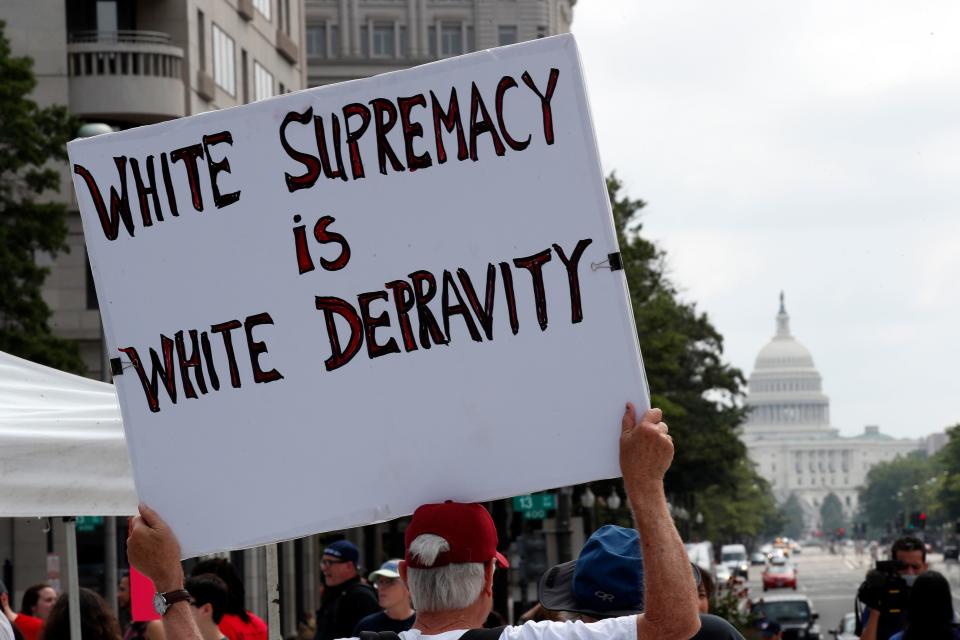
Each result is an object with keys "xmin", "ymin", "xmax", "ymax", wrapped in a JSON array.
[{"xmin": 720, "ymin": 543, "xmax": 749, "ymax": 578}]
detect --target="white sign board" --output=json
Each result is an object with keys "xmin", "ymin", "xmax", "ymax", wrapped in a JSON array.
[{"xmin": 68, "ymin": 34, "xmax": 648, "ymax": 558}]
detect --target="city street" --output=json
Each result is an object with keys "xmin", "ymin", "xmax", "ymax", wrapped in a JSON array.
[{"xmin": 742, "ymin": 547, "xmax": 960, "ymax": 636}]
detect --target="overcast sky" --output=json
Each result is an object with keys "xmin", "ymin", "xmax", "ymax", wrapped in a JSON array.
[{"xmin": 572, "ymin": 1, "xmax": 960, "ymax": 440}]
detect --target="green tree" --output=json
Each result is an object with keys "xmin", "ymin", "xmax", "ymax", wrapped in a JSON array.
[
  {"xmin": 0, "ymin": 21, "xmax": 83, "ymax": 372},
  {"xmin": 936, "ymin": 425, "xmax": 960, "ymax": 519},
  {"xmin": 859, "ymin": 452, "xmax": 938, "ymax": 532},
  {"xmin": 781, "ymin": 493, "xmax": 805, "ymax": 540},
  {"xmin": 606, "ymin": 174, "xmax": 779, "ymax": 542},
  {"xmin": 820, "ymin": 492, "xmax": 845, "ymax": 534}
]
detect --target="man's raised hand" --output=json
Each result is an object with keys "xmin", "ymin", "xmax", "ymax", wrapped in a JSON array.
[
  {"xmin": 127, "ymin": 503, "xmax": 184, "ymax": 592},
  {"xmin": 619, "ymin": 402, "xmax": 674, "ymax": 492}
]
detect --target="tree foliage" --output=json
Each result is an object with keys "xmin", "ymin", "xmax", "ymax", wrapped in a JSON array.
[
  {"xmin": 780, "ymin": 493, "xmax": 805, "ymax": 540},
  {"xmin": 0, "ymin": 21, "xmax": 83, "ymax": 372},
  {"xmin": 858, "ymin": 452, "xmax": 940, "ymax": 532},
  {"xmin": 606, "ymin": 174, "xmax": 778, "ymax": 542},
  {"xmin": 820, "ymin": 492, "xmax": 845, "ymax": 533}
]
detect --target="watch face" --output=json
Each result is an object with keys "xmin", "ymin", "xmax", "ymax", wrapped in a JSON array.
[{"xmin": 153, "ymin": 593, "xmax": 167, "ymax": 616}]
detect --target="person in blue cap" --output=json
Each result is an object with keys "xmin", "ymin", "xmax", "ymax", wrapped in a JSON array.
[
  {"xmin": 538, "ymin": 525, "xmax": 745, "ymax": 640},
  {"xmin": 315, "ymin": 540, "xmax": 379, "ymax": 640},
  {"xmin": 353, "ymin": 560, "xmax": 416, "ymax": 635},
  {"xmin": 758, "ymin": 620, "xmax": 782, "ymax": 639}
]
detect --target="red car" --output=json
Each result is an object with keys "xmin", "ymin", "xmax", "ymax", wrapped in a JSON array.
[{"xmin": 762, "ymin": 563, "xmax": 797, "ymax": 591}]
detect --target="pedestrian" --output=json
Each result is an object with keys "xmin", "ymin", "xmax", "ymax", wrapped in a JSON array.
[
  {"xmin": 118, "ymin": 574, "xmax": 132, "ymax": 633},
  {"xmin": 0, "ymin": 582, "xmax": 17, "ymax": 640},
  {"xmin": 315, "ymin": 540, "xmax": 379, "ymax": 640},
  {"xmin": 537, "ymin": 525, "xmax": 743, "ymax": 639},
  {"xmin": 0, "ymin": 580, "xmax": 39, "ymax": 640},
  {"xmin": 20, "ymin": 585, "xmax": 56, "ymax": 622},
  {"xmin": 190, "ymin": 558, "xmax": 266, "ymax": 640},
  {"xmin": 126, "ymin": 403, "xmax": 702, "ymax": 640},
  {"xmin": 889, "ymin": 571, "xmax": 960, "ymax": 640},
  {"xmin": 42, "ymin": 589, "xmax": 122, "ymax": 640},
  {"xmin": 758, "ymin": 620, "xmax": 781, "ymax": 640},
  {"xmin": 860, "ymin": 536, "xmax": 929, "ymax": 640},
  {"xmin": 184, "ymin": 574, "xmax": 229, "ymax": 640},
  {"xmin": 353, "ymin": 560, "xmax": 416, "ymax": 635},
  {"xmin": 697, "ymin": 566, "xmax": 715, "ymax": 614}
]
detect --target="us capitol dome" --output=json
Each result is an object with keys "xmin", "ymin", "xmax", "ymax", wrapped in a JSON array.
[{"xmin": 740, "ymin": 294, "xmax": 922, "ymax": 530}]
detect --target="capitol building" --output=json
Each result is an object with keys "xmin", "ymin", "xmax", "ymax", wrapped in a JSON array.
[{"xmin": 741, "ymin": 295, "xmax": 922, "ymax": 530}]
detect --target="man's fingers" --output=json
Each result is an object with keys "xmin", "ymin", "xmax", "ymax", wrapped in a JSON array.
[
  {"xmin": 622, "ymin": 402, "xmax": 637, "ymax": 432},
  {"xmin": 642, "ymin": 408, "xmax": 663, "ymax": 424},
  {"xmin": 138, "ymin": 503, "xmax": 165, "ymax": 529},
  {"xmin": 657, "ymin": 422, "xmax": 669, "ymax": 435}
]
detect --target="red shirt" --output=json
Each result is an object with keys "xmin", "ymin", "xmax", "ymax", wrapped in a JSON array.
[
  {"xmin": 218, "ymin": 612, "xmax": 267, "ymax": 640},
  {"xmin": 14, "ymin": 614, "xmax": 43, "ymax": 640}
]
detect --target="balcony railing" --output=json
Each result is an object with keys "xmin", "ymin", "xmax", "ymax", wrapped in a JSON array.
[{"xmin": 68, "ymin": 30, "xmax": 172, "ymax": 45}]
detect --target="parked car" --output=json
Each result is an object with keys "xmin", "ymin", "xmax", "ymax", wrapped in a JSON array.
[
  {"xmin": 751, "ymin": 552, "xmax": 768, "ymax": 565},
  {"xmin": 752, "ymin": 594, "xmax": 820, "ymax": 640},
  {"xmin": 831, "ymin": 612, "xmax": 857, "ymax": 640},
  {"xmin": 715, "ymin": 563, "xmax": 733, "ymax": 585},
  {"xmin": 721, "ymin": 543, "xmax": 750, "ymax": 578},
  {"xmin": 944, "ymin": 545, "xmax": 959, "ymax": 561},
  {"xmin": 762, "ymin": 563, "xmax": 797, "ymax": 591}
]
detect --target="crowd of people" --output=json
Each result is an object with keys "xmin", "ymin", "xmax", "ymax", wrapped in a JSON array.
[{"xmin": 3, "ymin": 403, "xmax": 959, "ymax": 640}]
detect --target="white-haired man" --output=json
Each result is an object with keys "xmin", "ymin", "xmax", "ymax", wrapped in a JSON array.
[{"xmin": 127, "ymin": 402, "xmax": 700, "ymax": 640}]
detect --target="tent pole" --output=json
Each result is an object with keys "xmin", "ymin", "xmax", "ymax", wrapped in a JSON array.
[
  {"xmin": 266, "ymin": 544, "xmax": 281, "ymax": 640},
  {"xmin": 104, "ymin": 517, "xmax": 118, "ymax": 616},
  {"xmin": 64, "ymin": 518, "xmax": 81, "ymax": 640}
]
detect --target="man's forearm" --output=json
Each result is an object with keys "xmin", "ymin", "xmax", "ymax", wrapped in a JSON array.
[
  {"xmin": 161, "ymin": 602, "xmax": 202, "ymax": 640},
  {"xmin": 629, "ymin": 481, "xmax": 700, "ymax": 640}
]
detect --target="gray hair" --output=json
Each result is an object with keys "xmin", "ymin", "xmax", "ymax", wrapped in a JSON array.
[{"xmin": 406, "ymin": 534, "xmax": 486, "ymax": 612}]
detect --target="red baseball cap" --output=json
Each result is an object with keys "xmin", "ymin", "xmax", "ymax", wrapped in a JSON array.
[{"xmin": 404, "ymin": 501, "xmax": 510, "ymax": 569}]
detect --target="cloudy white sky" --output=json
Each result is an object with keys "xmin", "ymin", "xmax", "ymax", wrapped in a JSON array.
[{"xmin": 572, "ymin": 1, "xmax": 960, "ymax": 440}]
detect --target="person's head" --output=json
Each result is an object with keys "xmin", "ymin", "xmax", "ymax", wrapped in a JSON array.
[
  {"xmin": 186, "ymin": 573, "xmax": 229, "ymax": 629},
  {"xmin": 892, "ymin": 536, "xmax": 928, "ymax": 581},
  {"xmin": 759, "ymin": 620, "xmax": 782, "ymax": 639},
  {"xmin": 320, "ymin": 540, "xmax": 360, "ymax": 587},
  {"xmin": 117, "ymin": 574, "xmax": 130, "ymax": 609},
  {"xmin": 696, "ymin": 565, "xmax": 714, "ymax": 614},
  {"xmin": 903, "ymin": 571, "xmax": 955, "ymax": 640},
  {"xmin": 191, "ymin": 557, "xmax": 248, "ymax": 622},
  {"xmin": 368, "ymin": 560, "xmax": 411, "ymax": 613},
  {"xmin": 399, "ymin": 502, "xmax": 508, "ymax": 622},
  {"xmin": 43, "ymin": 589, "xmax": 121, "ymax": 640},
  {"xmin": 22, "ymin": 584, "xmax": 57, "ymax": 620}
]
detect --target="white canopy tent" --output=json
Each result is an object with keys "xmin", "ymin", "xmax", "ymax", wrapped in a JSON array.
[
  {"xmin": 0, "ymin": 351, "xmax": 282, "ymax": 640},
  {"xmin": 0, "ymin": 350, "xmax": 137, "ymax": 517}
]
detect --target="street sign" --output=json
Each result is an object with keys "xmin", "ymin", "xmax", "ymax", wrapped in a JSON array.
[
  {"xmin": 76, "ymin": 516, "xmax": 103, "ymax": 533},
  {"xmin": 513, "ymin": 493, "xmax": 557, "ymax": 520}
]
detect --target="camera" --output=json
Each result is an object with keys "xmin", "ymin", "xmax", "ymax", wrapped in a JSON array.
[{"xmin": 857, "ymin": 561, "xmax": 909, "ymax": 615}]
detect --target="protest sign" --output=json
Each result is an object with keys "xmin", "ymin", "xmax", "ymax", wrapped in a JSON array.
[{"xmin": 68, "ymin": 34, "xmax": 649, "ymax": 558}]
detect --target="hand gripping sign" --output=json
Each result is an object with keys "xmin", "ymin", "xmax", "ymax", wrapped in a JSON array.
[{"xmin": 68, "ymin": 34, "xmax": 649, "ymax": 558}]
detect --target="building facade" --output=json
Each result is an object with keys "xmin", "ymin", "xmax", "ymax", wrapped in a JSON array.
[
  {"xmin": 1, "ymin": 0, "xmax": 307, "ymax": 631},
  {"xmin": 305, "ymin": 0, "xmax": 576, "ymax": 86},
  {"xmin": 3, "ymin": 0, "xmax": 576, "ymax": 629},
  {"xmin": 741, "ymin": 296, "xmax": 922, "ymax": 532}
]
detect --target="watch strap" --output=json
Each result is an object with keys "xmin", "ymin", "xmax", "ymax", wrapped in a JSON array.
[{"xmin": 160, "ymin": 589, "xmax": 191, "ymax": 610}]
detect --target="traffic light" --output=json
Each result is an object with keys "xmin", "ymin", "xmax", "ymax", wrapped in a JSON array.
[
  {"xmin": 908, "ymin": 511, "xmax": 920, "ymax": 530},
  {"xmin": 920, "ymin": 512, "xmax": 927, "ymax": 530},
  {"xmin": 838, "ymin": 527, "xmax": 846, "ymax": 538}
]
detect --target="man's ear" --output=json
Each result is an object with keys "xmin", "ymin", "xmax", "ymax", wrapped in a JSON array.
[
  {"xmin": 200, "ymin": 603, "xmax": 214, "ymax": 619},
  {"xmin": 482, "ymin": 560, "xmax": 495, "ymax": 596},
  {"xmin": 398, "ymin": 560, "xmax": 408, "ymax": 588}
]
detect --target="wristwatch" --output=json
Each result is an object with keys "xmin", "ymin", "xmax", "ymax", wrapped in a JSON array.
[{"xmin": 153, "ymin": 589, "xmax": 191, "ymax": 616}]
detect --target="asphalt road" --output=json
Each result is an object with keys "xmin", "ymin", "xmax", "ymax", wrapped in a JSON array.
[
  {"xmin": 742, "ymin": 546, "xmax": 866, "ymax": 636},
  {"xmin": 740, "ymin": 547, "xmax": 960, "ymax": 637}
]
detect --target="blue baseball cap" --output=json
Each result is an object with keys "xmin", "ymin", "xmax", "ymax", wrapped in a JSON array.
[
  {"xmin": 538, "ymin": 525, "xmax": 700, "ymax": 618},
  {"xmin": 323, "ymin": 540, "xmax": 360, "ymax": 564},
  {"xmin": 369, "ymin": 559, "xmax": 402, "ymax": 582},
  {"xmin": 759, "ymin": 620, "xmax": 782, "ymax": 637}
]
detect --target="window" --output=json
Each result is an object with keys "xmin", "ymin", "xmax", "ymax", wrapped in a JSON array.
[
  {"xmin": 241, "ymin": 48, "xmax": 249, "ymax": 102},
  {"xmin": 254, "ymin": 0, "xmax": 271, "ymax": 20},
  {"xmin": 372, "ymin": 22, "xmax": 395, "ymax": 57},
  {"xmin": 306, "ymin": 25, "xmax": 326, "ymax": 56},
  {"xmin": 536, "ymin": 25, "xmax": 547, "ymax": 38},
  {"xmin": 498, "ymin": 25, "xmax": 517, "ymax": 46},
  {"xmin": 212, "ymin": 25, "xmax": 236, "ymax": 95},
  {"xmin": 440, "ymin": 22, "xmax": 462, "ymax": 57},
  {"xmin": 254, "ymin": 61, "xmax": 274, "ymax": 101},
  {"xmin": 197, "ymin": 10, "xmax": 206, "ymax": 70}
]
